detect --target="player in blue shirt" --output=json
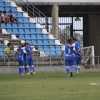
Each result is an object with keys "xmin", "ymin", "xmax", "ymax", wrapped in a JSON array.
[
  {"xmin": 72, "ymin": 38, "xmax": 81, "ymax": 76},
  {"xmin": 24, "ymin": 43, "xmax": 35, "ymax": 75},
  {"xmin": 61, "ymin": 39, "xmax": 73, "ymax": 77},
  {"xmin": 17, "ymin": 46, "xmax": 25, "ymax": 75}
]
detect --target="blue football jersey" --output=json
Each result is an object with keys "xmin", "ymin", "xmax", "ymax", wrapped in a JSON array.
[
  {"xmin": 25, "ymin": 46, "xmax": 33, "ymax": 57},
  {"xmin": 18, "ymin": 49, "xmax": 24, "ymax": 60},
  {"xmin": 74, "ymin": 42, "xmax": 81, "ymax": 57},
  {"xmin": 65, "ymin": 45, "xmax": 73, "ymax": 56}
]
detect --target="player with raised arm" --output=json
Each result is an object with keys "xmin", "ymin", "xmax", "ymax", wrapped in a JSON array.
[
  {"xmin": 72, "ymin": 38, "xmax": 81, "ymax": 76},
  {"xmin": 61, "ymin": 39, "xmax": 73, "ymax": 77}
]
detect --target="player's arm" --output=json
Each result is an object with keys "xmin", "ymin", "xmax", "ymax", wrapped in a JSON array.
[
  {"xmin": 73, "ymin": 47, "xmax": 81, "ymax": 56},
  {"xmin": 60, "ymin": 45, "xmax": 65, "ymax": 60}
]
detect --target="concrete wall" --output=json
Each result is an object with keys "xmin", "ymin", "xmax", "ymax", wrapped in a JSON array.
[{"xmin": 88, "ymin": 14, "xmax": 100, "ymax": 56}]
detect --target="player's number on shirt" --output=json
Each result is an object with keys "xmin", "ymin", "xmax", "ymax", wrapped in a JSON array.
[
  {"xmin": 78, "ymin": 46, "xmax": 80, "ymax": 52},
  {"xmin": 68, "ymin": 49, "xmax": 71, "ymax": 54}
]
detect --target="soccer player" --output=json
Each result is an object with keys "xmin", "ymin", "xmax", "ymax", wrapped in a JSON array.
[
  {"xmin": 17, "ymin": 46, "xmax": 25, "ymax": 75},
  {"xmin": 24, "ymin": 43, "xmax": 35, "ymax": 75},
  {"xmin": 72, "ymin": 38, "xmax": 81, "ymax": 76},
  {"xmin": 61, "ymin": 39, "xmax": 73, "ymax": 77}
]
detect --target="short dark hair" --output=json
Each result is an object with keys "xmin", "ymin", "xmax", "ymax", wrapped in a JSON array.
[
  {"xmin": 3, "ymin": 11, "xmax": 6, "ymax": 14},
  {"xmin": 7, "ymin": 43, "xmax": 12, "ymax": 46},
  {"xmin": 0, "ymin": 11, "xmax": 2, "ymax": 13},
  {"xmin": 73, "ymin": 37, "xmax": 77, "ymax": 41},
  {"xmin": 67, "ymin": 39, "xmax": 72, "ymax": 43}
]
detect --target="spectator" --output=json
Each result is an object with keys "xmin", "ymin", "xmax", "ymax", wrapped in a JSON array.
[
  {"xmin": 0, "ymin": 11, "xmax": 5, "ymax": 23},
  {"xmin": 8, "ymin": 11, "xmax": 18, "ymax": 23},
  {"xmin": 4, "ymin": 43, "xmax": 13, "ymax": 56},
  {"xmin": 3, "ymin": 11, "xmax": 10, "ymax": 23}
]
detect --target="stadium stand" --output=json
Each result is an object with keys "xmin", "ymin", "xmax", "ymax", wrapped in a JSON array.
[{"xmin": 0, "ymin": 0, "xmax": 62, "ymax": 57}]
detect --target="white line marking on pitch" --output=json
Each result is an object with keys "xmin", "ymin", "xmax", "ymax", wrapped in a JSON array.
[{"xmin": 90, "ymin": 82, "xmax": 100, "ymax": 85}]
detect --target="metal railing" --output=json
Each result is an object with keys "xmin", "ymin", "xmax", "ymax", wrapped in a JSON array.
[{"xmin": 11, "ymin": 0, "xmax": 67, "ymax": 44}]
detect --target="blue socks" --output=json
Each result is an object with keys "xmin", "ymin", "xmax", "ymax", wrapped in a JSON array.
[
  {"xmin": 66, "ymin": 67, "xmax": 70, "ymax": 75},
  {"xmin": 26, "ymin": 66, "xmax": 30, "ymax": 73},
  {"xmin": 30, "ymin": 66, "xmax": 35, "ymax": 72},
  {"xmin": 73, "ymin": 66, "xmax": 78, "ymax": 71}
]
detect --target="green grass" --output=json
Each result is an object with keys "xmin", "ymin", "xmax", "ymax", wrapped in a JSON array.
[{"xmin": 0, "ymin": 72, "xmax": 100, "ymax": 100}]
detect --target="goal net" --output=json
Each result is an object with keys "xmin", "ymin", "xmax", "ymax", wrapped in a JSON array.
[{"xmin": 81, "ymin": 46, "xmax": 95, "ymax": 65}]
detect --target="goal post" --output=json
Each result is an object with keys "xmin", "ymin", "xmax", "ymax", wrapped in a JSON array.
[{"xmin": 81, "ymin": 46, "xmax": 95, "ymax": 65}]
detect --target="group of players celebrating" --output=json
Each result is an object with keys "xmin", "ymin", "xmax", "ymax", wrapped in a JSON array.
[
  {"xmin": 61, "ymin": 37, "xmax": 81, "ymax": 77},
  {"xmin": 16, "ymin": 43, "xmax": 35, "ymax": 75}
]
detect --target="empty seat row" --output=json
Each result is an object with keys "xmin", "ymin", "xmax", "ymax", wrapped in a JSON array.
[
  {"xmin": 45, "ymin": 51, "xmax": 61, "ymax": 56},
  {"xmin": 38, "ymin": 46, "xmax": 62, "ymax": 51},
  {"xmin": 19, "ymin": 34, "xmax": 48, "ymax": 39},
  {"xmin": 7, "ymin": 29, "xmax": 43, "ymax": 34},
  {"xmin": 1, "ymin": 23, "xmax": 36, "ymax": 29},
  {"xmin": 0, "ymin": 2, "xmax": 11, "ymax": 6},
  {"xmin": 0, "ymin": 7, "xmax": 17, "ymax": 12},
  {"xmin": 25, "ymin": 40, "xmax": 56, "ymax": 46}
]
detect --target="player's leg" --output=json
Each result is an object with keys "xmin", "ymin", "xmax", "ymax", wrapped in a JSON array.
[
  {"xmin": 21, "ymin": 60, "xmax": 25, "ymax": 75},
  {"xmin": 65, "ymin": 57, "xmax": 70, "ymax": 77},
  {"xmin": 73, "ymin": 57, "xmax": 78, "ymax": 71},
  {"xmin": 76, "ymin": 57, "xmax": 81, "ymax": 76},
  {"xmin": 29, "ymin": 58, "xmax": 35, "ymax": 75},
  {"xmin": 18, "ymin": 60, "xmax": 22, "ymax": 75},
  {"xmin": 69, "ymin": 58, "xmax": 73, "ymax": 77},
  {"xmin": 25, "ymin": 57, "xmax": 30, "ymax": 75}
]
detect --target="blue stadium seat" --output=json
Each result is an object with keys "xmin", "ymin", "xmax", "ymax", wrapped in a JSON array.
[
  {"xmin": 31, "ymin": 35, "xmax": 37, "ymax": 39},
  {"xmin": 0, "ymin": 2, "xmax": 4, "ymax": 6},
  {"xmin": 49, "ymin": 40, "xmax": 55, "ymax": 45},
  {"xmin": 19, "ymin": 29, "xmax": 25, "ymax": 34},
  {"xmin": 49, "ymin": 46, "xmax": 56, "ymax": 51},
  {"xmin": 13, "ymin": 13, "xmax": 18, "ymax": 17},
  {"xmin": 44, "ymin": 46, "xmax": 49, "ymax": 51},
  {"xmin": 25, "ymin": 29, "xmax": 30, "ymax": 34},
  {"xmin": 45, "ymin": 51, "xmax": 50, "ymax": 56},
  {"xmin": 7, "ymin": 24, "xmax": 12, "ymax": 28},
  {"xmin": 43, "ymin": 40, "xmax": 49, "ymax": 45},
  {"xmin": 43, "ymin": 34, "xmax": 49, "ymax": 39},
  {"xmin": 56, "ymin": 51, "xmax": 61, "ymax": 56},
  {"xmin": 0, "ymin": 48, "xmax": 3, "ymax": 51},
  {"xmin": 7, "ymin": 29, "xmax": 13, "ymax": 34},
  {"xmin": 12, "ymin": 24, "xmax": 18, "ymax": 28},
  {"xmin": 23, "ymin": 18, "xmax": 29, "ymax": 23},
  {"xmin": 18, "ymin": 24, "xmax": 24, "ymax": 28},
  {"xmin": 11, "ymin": 7, "xmax": 17, "ymax": 12},
  {"xmin": 13, "ymin": 29, "xmax": 19, "ymax": 34},
  {"xmin": 30, "ymin": 29, "xmax": 36, "ymax": 34},
  {"xmin": 5, "ymin": 7, "xmax": 11, "ymax": 12},
  {"xmin": 5, "ymin": 2, "xmax": 11, "ymax": 6},
  {"xmin": 32, "ymin": 40, "xmax": 37, "ymax": 45},
  {"xmin": 19, "ymin": 35, "xmax": 25, "ymax": 39},
  {"xmin": 0, "ymin": 7, "xmax": 4, "ymax": 11},
  {"xmin": 50, "ymin": 51, "xmax": 56, "ymax": 56},
  {"xmin": 17, "ymin": 12, "xmax": 23, "ymax": 17},
  {"xmin": 26, "ymin": 40, "xmax": 32, "ymax": 44},
  {"xmin": 38, "ymin": 46, "xmax": 43, "ymax": 51},
  {"xmin": 55, "ymin": 46, "xmax": 61, "ymax": 51},
  {"xmin": 30, "ymin": 23, "xmax": 36, "ymax": 28},
  {"xmin": 24, "ymin": 24, "xmax": 30, "ymax": 28},
  {"xmin": 36, "ymin": 29, "xmax": 42, "ymax": 34},
  {"xmin": 1, "ymin": 23, "xmax": 7, "ymax": 28},
  {"xmin": 37, "ymin": 35, "xmax": 43, "ymax": 39},
  {"xmin": 37, "ymin": 40, "xmax": 43, "ymax": 45},
  {"xmin": 0, "ymin": 52, "xmax": 4, "ymax": 57},
  {"xmin": 25, "ymin": 35, "xmax": 31, "ymax": 39},
  {"xmin": 18, "ymin": 18, "xmax": 24, "ymax": 23}
]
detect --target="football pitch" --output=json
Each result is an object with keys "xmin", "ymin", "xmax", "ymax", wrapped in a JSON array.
[{"xmin": 0, "ymin": 72, "xmax": 100, "ymax": 100}]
